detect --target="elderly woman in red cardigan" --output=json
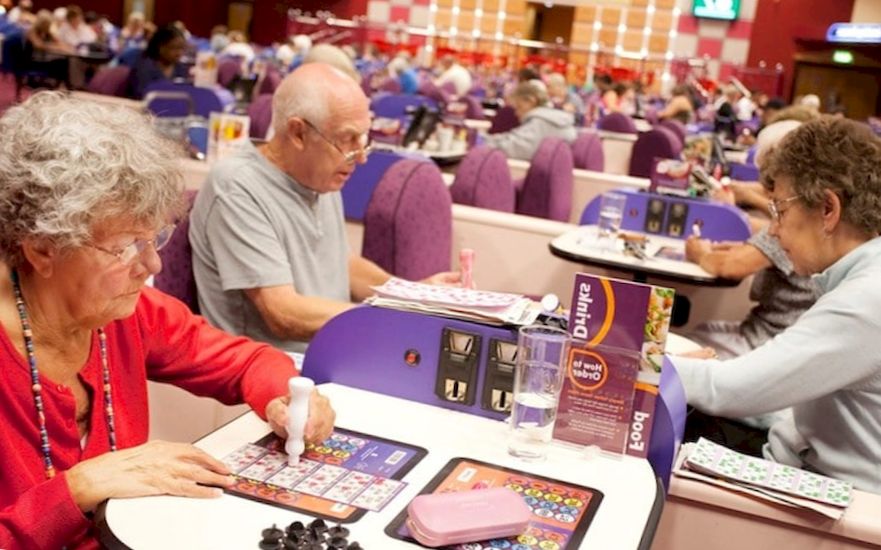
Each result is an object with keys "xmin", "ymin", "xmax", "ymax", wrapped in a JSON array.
[{"xmin": 0, "ymin": 92, "xmax": 335, "ymax": 549}]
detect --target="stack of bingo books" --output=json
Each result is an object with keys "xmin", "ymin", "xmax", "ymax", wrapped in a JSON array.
[
  {"xmin": 674, "ymin": 438, "xmax": 853, "ymax": 519},
  {"xmin": 366, "ymin": 278, "xmax": 540, "ymax": 326}
]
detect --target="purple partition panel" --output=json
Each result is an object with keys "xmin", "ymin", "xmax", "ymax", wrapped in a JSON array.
[
  {"xmin": 580, "ymin": 189, "xmax": 751, "ymax": 242},
  {"xmin": 303, "ymin": 306, "xmax": 515, "ymax": 421},
  {"xmin": 648, "ymin": 356, "xmax": 687, "ymax": 490}
]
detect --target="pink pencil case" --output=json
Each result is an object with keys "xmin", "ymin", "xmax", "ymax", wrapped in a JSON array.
[{"xmin": 406, "ymin": 488, "xmax": 531, "ymax": 548}]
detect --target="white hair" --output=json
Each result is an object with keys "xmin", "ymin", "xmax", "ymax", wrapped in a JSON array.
[
  {"xmin": 755, "ymin": 120, "xmax": 802, "ymax": 169},
  {"xmin": 0, "ymin": 92, "xmax": 184, "ymax": 267},
  {"xmin": 800, "ymin": 94, "xmax": 821, "ymax": 110},
  {"xmin": 303, "ymin": 44, "xmax": 360, "ymax": 82},
  {"xmin": 270, "ymin": 69, "xmax": 332, "ymax": 137},
  {"xmin": 292, "ymin": 34, "xmax": 312, "ymax": 52}
]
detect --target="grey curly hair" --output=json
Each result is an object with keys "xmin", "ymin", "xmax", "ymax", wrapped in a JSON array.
[
  {"xmin": 0, "ymin": 92, "xmax": 185, "ymax": 268},
  {"xmin": 762, "ymin": 116, "xmax": 881, "ymax": 235}
]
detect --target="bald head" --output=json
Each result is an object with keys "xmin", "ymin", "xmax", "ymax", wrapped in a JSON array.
[{"xmin": 271, "ymin": 63, "xmax": 368, "ymax": 139}]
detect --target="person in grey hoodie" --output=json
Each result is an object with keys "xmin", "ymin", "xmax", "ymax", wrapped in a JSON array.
[{"xmin": 484, "ymin": 80, "xmax": 577, "ymax": 161}]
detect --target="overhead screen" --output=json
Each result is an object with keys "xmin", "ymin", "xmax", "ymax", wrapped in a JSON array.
[{"xmin": 692, "ymin": 0, "xmax": 741, "ymax": 21}]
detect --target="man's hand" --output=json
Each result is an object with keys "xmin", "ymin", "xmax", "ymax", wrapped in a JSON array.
[{"xmin": 421, "ymin": 271, "xmax": 467, "ymax": 287}]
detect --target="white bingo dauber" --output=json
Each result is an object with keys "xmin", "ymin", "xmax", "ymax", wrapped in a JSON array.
[{"xmin": 285, "ymin": 377, "xmax": 314, "ymax": 466}]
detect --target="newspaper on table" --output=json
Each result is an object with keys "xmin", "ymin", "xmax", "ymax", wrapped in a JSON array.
[
  {"xmin": 366, "ymin": 278, "xmax": 541, "ymax": 326},
  {"xmin": 673, "ymin": 439, "xmax": 853, "ymax": 520}
]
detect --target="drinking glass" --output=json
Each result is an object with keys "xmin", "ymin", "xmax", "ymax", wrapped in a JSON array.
[
  {"xmin": 597, "ymin": 192, "xmax": 627, "ymax": 244},
  {"xmin": 508, "ymin": 325, "xmax": 572, "ymax": 460}
]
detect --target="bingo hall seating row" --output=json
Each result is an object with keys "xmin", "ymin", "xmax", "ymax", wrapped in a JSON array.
[{"xmin": 301, "ymin": 305, "xmax": 688, "ymax": 488}]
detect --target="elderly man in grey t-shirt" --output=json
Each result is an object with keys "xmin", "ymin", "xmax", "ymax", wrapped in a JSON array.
[{"xmin": 189, "ymin": 63, "xmax": 460, "ymax": 354}]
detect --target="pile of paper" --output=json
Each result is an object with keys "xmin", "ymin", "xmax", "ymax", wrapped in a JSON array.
[
  {"xmin": 366, "ymin": 278, "xmax": 541, "ymax": 326},
  {"xmin": 674, "ymin": 438, "xmax": 853, "ymax": 520}
]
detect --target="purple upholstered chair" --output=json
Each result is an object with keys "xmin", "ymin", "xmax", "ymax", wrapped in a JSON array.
[
  {"xmin": 570, "ymin": 132, "xmax": 605, "ymax": 171},
  {"xmin": 418, "ymin": 80, "xmax": 452, "ymax": 106},
  {"xmin": 460, "ymin": 95, "xmax": 485, "ymax": 120},
  {"xmin": 247, "ymin": 93, "xmax": 273, "ymax": 139},
  {"xmin": 154, "ymin": 190, "xmax": 199, "ymax": 313},
  {"xmin": 658, "ymin": 118, "xmax": 686, "ymax": 147},
  {"xmin": 488, "ymin": 105, "xmax": 519, "ymax": 134},
  {"xmin": 598, "ymin": 112, "xmax": 638, "ymax": 134},
  {"xmin": 217, "ymin": 57, "xmax": 243, "ymax": 88},
  {"xmin": 450, "ymin": 145, "xmax": 515, "ymax": 213},
  {"xmin": 362, "ymin": 159, "xmax": 452, "ymax": 280},
  {"xmin": 628, "ymin": 126, "xmax": 683, "ymax": 179},
  {"xmin": 379, "ymin": 77, "xmax": 402, "ymax": 94},
  {"xmin": 515, "ymin": 137, "xmax": 574, "ymax": 222},
  {"xmin": 258, "ymin": 67, "xmax": 282, "ymax": 95},
  {"xmin": 87, "ymin": 66, "xmax": 131, "ymax": 97}
]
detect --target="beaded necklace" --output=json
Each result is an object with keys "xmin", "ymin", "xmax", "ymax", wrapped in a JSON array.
[{"xmin": 11, "ymin": 270, "xmax": 117, "ymax": 479}]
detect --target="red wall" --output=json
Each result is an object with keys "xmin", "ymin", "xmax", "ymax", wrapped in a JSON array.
[{"xmin": 747, "ymin": 0, "xmax": 855, "ymax": 99}]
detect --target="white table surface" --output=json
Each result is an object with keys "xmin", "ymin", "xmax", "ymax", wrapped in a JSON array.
[
  {"xmin": 103, "ymin": 383, "xmax": 660, "ymax": 550},
  {"xmin": 550, "ymin": 226, "xmax": 726, "ymax": 286}
]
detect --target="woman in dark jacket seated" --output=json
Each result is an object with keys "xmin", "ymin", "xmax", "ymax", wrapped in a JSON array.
[{"xmin": 125, "ymin": 23, "xmax": 188, "ymax": 99}]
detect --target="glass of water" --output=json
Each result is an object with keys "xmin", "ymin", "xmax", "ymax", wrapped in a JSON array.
[
  {"xmin": 597, "ymin": 192, "xmax": 627, "ymax": 244},
  {"xmin": 508, "ymin": 325, "xmax": 572, "ymax": 461}
]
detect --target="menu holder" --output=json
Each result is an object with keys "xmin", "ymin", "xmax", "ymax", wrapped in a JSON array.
[
  {"xmin": 565, "ymin": 273, "xmax": 674, "ymax": 458},
  {"xmin": 553, "ymin": 342, "xmax": 640, "ymax": 454},
  {"xmin": 207, "ymin": 112, "xmax": 250, "ymax": 162},
  {"xmin": 193, "ymin": 51, "xmax": 218, "ymax": 89}
]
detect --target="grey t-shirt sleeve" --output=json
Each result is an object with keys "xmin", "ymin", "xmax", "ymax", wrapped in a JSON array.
[
  {"xmin": 748, "ymin": 227, "xmax": 794, "ymax": 275},
  {"xmin": 205, "ymin": 188, "xmax": 294, "ymax": 291}
]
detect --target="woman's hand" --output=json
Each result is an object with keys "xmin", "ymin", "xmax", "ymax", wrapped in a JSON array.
[
  {"xmin": 66, "ymin": 440, "xmax": 234, "ymax": 512},
  {"xmin": 266, "ymin": 388, "xmax": 335, "ymax": 445},
  {"xmin": 685, "ymin": 236, "xmax": 712, "ymax": 263}
]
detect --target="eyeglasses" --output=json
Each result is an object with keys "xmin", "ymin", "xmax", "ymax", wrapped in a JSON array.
[
  {"xmin": 87, "ymin": 225, "xmax": 176, "ymax": 265},
  {"xmin": 768, "ymin": 195, "xmax": 800, "ymax": 223},
  {"xmin": 302, "ymin": 118, "xmax": 372, "ymax": 164}
]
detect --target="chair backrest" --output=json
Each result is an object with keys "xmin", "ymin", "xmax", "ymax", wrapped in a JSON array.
[
  {"xmin": 417, "ymin": 80, "xmax": 451, "ymax": 105},
  {"xmin": 217, "ymin": 58, "xmax": 242, "ymax": 88},
  {"xmin": 488, "ymin": 105, "xmax": 519, "ymax": 134},
  {"xmin": 598, "ymin": 112, "xmax": 638, "ymax": 134},
  {"xmin": 342, "ymin": 150, "xmax": 417, "ymax": 221},
  {"xmin": 258, "ymin": 66, "xmax": 282, "ymax": 95},
  {"xmin": 362, "ymin": 159, "xmax": 452, "ymax": 280},
  {"xmin": 154, "ymin": 190, "xmax": 199, "ymax": 313},
  {"xmin": 247, "ymin": 93, "xmax": 273, "ymax": 139},
  {"xmin": 87, "ymin": 66, "xmax": 132, "ymax": 97},
  {"xmin": 580, "ymin": 188, "xmax": 751, "ymax": 242},
  {"xmin": 370, "ymin": 93, "xmax": 437, "ymax": 119},
  {"xmin": 378, "ymin": 77, "xmax": 402, "ymax": 94},
  {"xmin": 658, "ymin": 118, "xmax": 686, "ymax": 146},
  {"xmin": 460, "ymin": 94, "xmax": 485, "ymax": 120},
  {"xmin": 570, "ymin": 132, "xmax": 605, "ymax": 171},
  {"xmin": 450, "ymin": 145, "xmax": 515, "ymax": 213},
  {"xmin": 516, "ymin": 137, "xmax": 574, "ymax": 222},
  {"xmin": 628, "ymin": 126, "xmax": 683, "ymax": 179}
]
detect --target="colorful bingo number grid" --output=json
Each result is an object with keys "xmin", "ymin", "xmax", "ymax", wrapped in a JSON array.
[
  {"xmin": 374, "ymin": 278, "xmax": 523, "ymax": 309},
  {"xmin": 222, "ymin": 428, "xmax": 427, "ymax": 523},
  {"xmin": 687, "ymin": 438, "xmax": 853, "ymax": 507},
  {"xmin": 386, "ymin": 458, "xmax": 603, "ymax": 549}
]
